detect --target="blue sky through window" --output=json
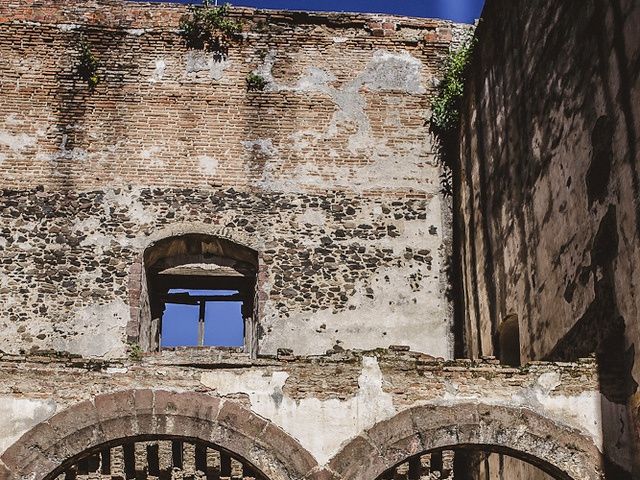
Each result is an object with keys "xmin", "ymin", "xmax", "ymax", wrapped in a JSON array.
[
  {"xmin": 162, "ymin": 303, "xmax": 199, "ymax": 347},
  {"xmin": 161, "ymin": 289, "xmax": 244, "ymax": 348},
  {"xmin": 205, "ymin": 300, "xmax": 244, "ymax": 346},
  {"xmin": 130, "ymin": 0, "xmax": 485, "ymax": 24}
]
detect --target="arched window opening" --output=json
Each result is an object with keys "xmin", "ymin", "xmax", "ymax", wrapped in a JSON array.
[
  {"xmin": 377, "ymin": 450, "xmax": 453, "ymax": 480},
  {"xmin": 497, "ymin": 314, "xmax": 520, "ymax": 367},
  {"xmin": 48, "ymin": 435, "xmax": 269, "ymax": 480},
  {"xmin": 377, "ymin": 448, "xmax": 561, "ymax": 480},
  {"xmin": 140, "ymin": 234, "xmax": 258, "ymax": 354}
]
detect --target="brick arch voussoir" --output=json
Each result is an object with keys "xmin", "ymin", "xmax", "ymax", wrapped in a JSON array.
[
  {"xmin": 0, "ymin": 389, "xmax": 318, "ymax": 480},
  {"xmin": 328, "ymin": 403, "xmax": 604, "ymax": 480}
]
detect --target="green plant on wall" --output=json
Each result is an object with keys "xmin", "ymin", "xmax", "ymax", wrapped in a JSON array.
[
  {"xmin": 246, "ymin": 71, "xmax": 267, "ymax": 91},
  {"xmin": 179, "ymin": 1, "xmax": 241, "ymax": 54},
  {"xmin": 428, "ymin": 37, "xmax": 475, "ymax": 196},
  {"xmin": 77, "ymin": 38, "xmax": 100, "ymax": 90},
  {"xmin": 127, "ymin": 342, "xmax": 143, "ymax": 361}
]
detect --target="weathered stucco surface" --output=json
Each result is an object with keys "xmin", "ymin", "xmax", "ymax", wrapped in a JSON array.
[
  {"xmin": 456, "ymin": 0, "xmax": 640, "ymax": 475},
  {"xmin": 0, "ymin": 396, "xmax": 56, "ymax": 454},
  {"xmin": 0, "ymin": 0, "xmax": 625, "ymax": 478},
  {"xmin": 0, "ymin": 350, "xmax": 603, "ymax": 472},
  {"xmin": 0, "ymin": 0, "xmax": 467, "ymax": 360}
]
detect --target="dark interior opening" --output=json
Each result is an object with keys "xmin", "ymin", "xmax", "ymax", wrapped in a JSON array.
[{"xmin": 497, "ymin": 314, "xmax": 521, "ymax": 367}]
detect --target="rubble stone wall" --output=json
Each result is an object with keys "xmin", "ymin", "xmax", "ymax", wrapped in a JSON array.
[{"xmin": 0, "ymin": 0, "xmax": 470, "ymax": 359}]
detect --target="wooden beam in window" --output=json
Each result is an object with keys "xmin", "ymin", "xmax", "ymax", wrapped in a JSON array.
[
  {"xmin": 162, "ymin": 293, "xmax": 244, "ymax": 303},
  {"xmin": 198, "ymin": 300, "xmax": 206, "ymax": 347}
]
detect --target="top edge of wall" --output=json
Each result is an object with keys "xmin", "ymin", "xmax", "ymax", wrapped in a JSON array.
[{"xmin": 0, "ymin": 0, "xmax": 474, "ymax": 32}]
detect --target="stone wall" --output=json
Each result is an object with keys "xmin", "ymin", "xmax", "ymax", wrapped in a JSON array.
[
  {"xmin": 0, "ymin": 349, "xmax": 603, "ymax": 478},
  {"xmin": 0, "ymin": 0, "xmax": 470, "ymax": 359},
  {"xmin": 456, "ymin": 0, "xmax": 639, "ymax": 475}
]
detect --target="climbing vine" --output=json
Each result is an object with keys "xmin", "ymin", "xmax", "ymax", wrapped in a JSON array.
[
  {"xmin": 179, "ymin": 1, "xmax": 241, "ymax": 54},
  {"xmin": 246, "ymin": 71, "xmax": 267, "ymax": 91},
  {"xmin": 428, "ymin": 38, "xmax": 475, "ymax": 196},
  {"xmin": 77, "ymin": 38, "xmax": 100, "ymax": 90}
]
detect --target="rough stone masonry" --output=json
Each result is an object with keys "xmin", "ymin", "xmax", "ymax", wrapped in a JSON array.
[
  {"xmin": 0, "ymin": 1, "xmax": 613, "ymax": 479},
  {"xmin": 0, "ymin": 0, "xmax": 469, "ymax": 360}
]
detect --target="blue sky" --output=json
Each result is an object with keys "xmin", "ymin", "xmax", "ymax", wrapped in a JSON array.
[
  {"xmin": 135, "ymin": 0, "xmax": 485, "ymax": 24},
  {"xmin": 162, "ymin": 289, "xmax": 244, "ymax": 348}
]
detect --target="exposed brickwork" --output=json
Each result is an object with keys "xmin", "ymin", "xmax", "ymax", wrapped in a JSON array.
[
  {"xmin": 0, "ymin": 349, "xmax": 600, "ymax": 407},
  {"xmin": 0, "ymin": 0, "xmax": 471, "ymax": 359}
]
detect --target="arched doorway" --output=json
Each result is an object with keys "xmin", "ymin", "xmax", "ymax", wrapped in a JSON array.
[
  {"xmin": 0, "ymin": 390, "xmax": 318, "ymax": 480},
  {"xmin": 328, "ymin": 404, "xmax": 603, "ymax": 480}
]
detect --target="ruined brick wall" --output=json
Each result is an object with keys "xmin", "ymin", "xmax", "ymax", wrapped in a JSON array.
[
  {"xmin": 0, "ymin": 1, "xmax": 470, "ymax": 359},
  {"xmin": 456, "ymin": 0, "xmax": 639, "ymax": 475}
]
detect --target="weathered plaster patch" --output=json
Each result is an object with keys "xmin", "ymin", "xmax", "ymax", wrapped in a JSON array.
[
  {"xmin": 56, "ymin": 23, "xmax": 80, "ymax": 31},
  {"xmin": 149, "ymin": 59, "xmax": 166, "ymax": 83},
  {"xmin": 242, "ymin": 138, "xmax": 288, "ymax": 187},
  {"xmin": 141, "ymin": 145, "xmax": 164, "ymax": 166},
  {"xmin": 0, "ymin": 396, "xmax": 57, "ymax": 454},
  {"xmin": 198, "ymin": 155, "xmax": 219, "ymax": 175},
  {"xmin": 261, "ymin": 265, "xmax": 451, "ymax": 358},
  {"xmin": 242, "ymin": 138, "xmax": 278, "ymax": 157},
  {"xmin": 259, "ymin": 49, "xmax": 425, "ymax": 155},
  {"xmin": 185, "ymin": 51, "xmax": 211, "ymax": 73},
  {"xmin": 51, "ymin": 300, "xmax": 129, "ymax": 358},
  {"xmin": 200, "ymin": 356, "xmax": 395, "ymax": 464},
  {"xmin": 0, "ymin": 303, "xmax": 23, "ymax": 352},
  {"xmin": 102, "ymin": 189, "xmax": 154, "ymax": 225},
  {"xmin": 72, "ymin": 217, "xmax": 112, "ymax": 248},
  {"xmin": 296, "ymin": 209, "xmax": 326, "ymax": 227},
  {"xmin": 3, "ymin": 114, "xmax": 22, "ymax": 126},
  {"xmin": 248, "ymin": 50, "xmax": 433, "ymax": 192},
  {"xmin": 185, "ymin": 51, "xmax": 231, "ymax": 81},
  {"xmin": 436, "ymin": 372, "xmax": 605, "ymax": 453},
  {"xmin": 356, "ymin": 50, "xmax": 426, "ymax": 94},
  {"xmin": 209, "ymin": 59, "xmax": 231, "ymax": 81},
  {"xmin": 0, "ymin": 131, "xmax": 36, "ymax": 151}
]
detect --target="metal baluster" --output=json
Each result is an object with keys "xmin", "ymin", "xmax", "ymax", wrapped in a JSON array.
[
  {"xmin": 408, "ymin": 457, "xmax": 421, "ymax": 480},
  {"xmin": 100, "ymin": 448, "xmax": 111, "ymax": 475},
  {"xmin": 220, "ymin": 451, "xmax": 232, "ymax": 477}
]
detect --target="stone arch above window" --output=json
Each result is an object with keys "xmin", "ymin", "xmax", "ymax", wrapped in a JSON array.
[
  {"xmin": 328, "ymin": 404, "xmax": 603, "ymax": 480},
  {"xmin": 131, "ymin": 234, "xmax": 259, "ymax": 356},
  {"xmin": 0, "ymin": 390, "xmax": 318, "ymax": 480}
]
